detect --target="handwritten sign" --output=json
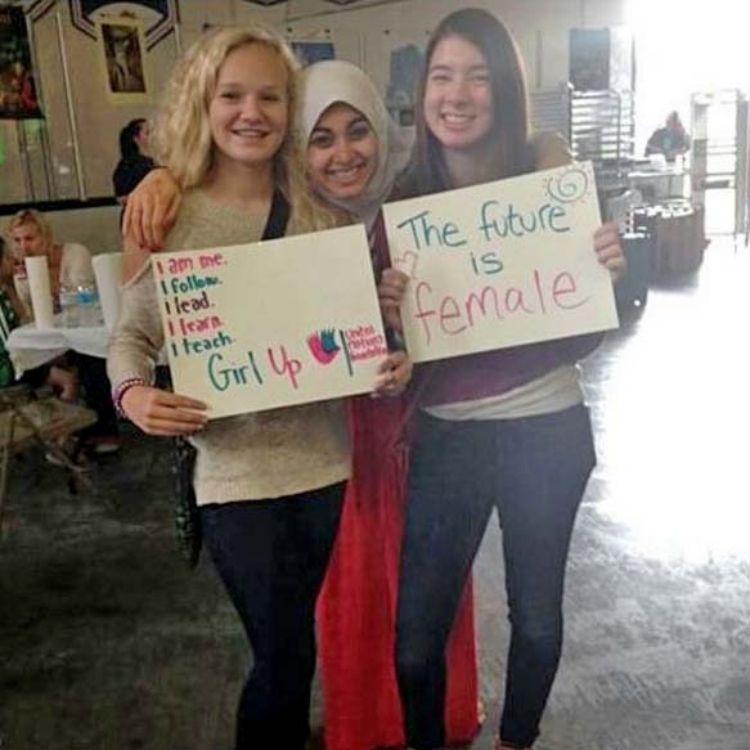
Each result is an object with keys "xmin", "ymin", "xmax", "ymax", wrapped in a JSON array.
[
  {"xmin": 152, "ymin": 225, "xmax": 388, "ymax": 418},
  {"xmin": 381, "ymin": 162, "xmax": 619, "ymax": 363}
]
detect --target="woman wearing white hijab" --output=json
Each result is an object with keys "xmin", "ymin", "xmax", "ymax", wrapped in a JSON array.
[
  {"xmin": 297, "ymin": 59, "xmax": 412, "ymax": 230},
  {"xmin": 122, "ymin": 58, "xmax": 480, "ymax": 750},
  {"xmin": 299, "ymin": 60, "xmax": 481, "ymax": 750}
]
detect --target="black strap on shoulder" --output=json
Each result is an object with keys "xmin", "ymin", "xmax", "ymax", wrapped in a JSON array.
[{"xmin": 261, "ymin": 189, "xmax": 290, "ymax": 240}]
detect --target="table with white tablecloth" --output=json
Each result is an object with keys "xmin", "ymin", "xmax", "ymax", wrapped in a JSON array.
[
  {"xmin": 7, "ymin": 318, "xmax": 131, "ymax": 443},
  {"xmin": 7, "ymin": 319, "xmax": 109, "ymax": 376}
]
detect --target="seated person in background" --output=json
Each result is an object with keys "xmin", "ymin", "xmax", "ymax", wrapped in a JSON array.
[
  {"xmin": 6, "ymin": 211, "xmax": 120, "ymax": 454},
  {"xmin": 0, "ymin": 236, "xmax": 77, "ymax": 400},
  {"xmin": 113, "ymin": 118, "xmax": 155, "ymax": 207},
  {"xmin": 8, "ymin": 209, "xmax": 95, "ymax": 318},
  {"xmin": 645, "ymin": 111, "xmax": 691, "ymax": 162}
]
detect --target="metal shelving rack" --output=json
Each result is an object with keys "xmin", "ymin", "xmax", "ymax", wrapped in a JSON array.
[
  {"xmin": 569, "ymin": 89, "xmax": 636, "ymax": 190},
  {"xmin": 529, "ymin": 84, "xmax": 572, "ymax": 141}
]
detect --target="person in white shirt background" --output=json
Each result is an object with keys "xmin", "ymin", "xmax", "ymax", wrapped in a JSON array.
[{"xmin": 6, "ymin": 209, "xmax": 120, "ymax": 455}]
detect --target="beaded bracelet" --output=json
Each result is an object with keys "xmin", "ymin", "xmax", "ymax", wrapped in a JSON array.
[{"xmin": 112, "ymin": 376, "xmax": 148, "ymax": 418}]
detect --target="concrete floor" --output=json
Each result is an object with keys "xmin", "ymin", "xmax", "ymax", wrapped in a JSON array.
[
  {"xmin": 1, "ymin": 238, "xmax": 749, "ymax": 750},
  {"xmin": 473, "ymin": 237, "xmax": 750, "ymax": 749}
]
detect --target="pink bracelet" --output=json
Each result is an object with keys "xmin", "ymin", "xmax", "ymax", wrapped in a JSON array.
[{"xmin": 112, "ymin": 376, "xmax": 148, "ymax": 418}]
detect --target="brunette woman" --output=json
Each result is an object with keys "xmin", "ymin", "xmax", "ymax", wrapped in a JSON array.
[{"xmin": 387, "ymin": 9, "xmax": 625, "ymax": 750}]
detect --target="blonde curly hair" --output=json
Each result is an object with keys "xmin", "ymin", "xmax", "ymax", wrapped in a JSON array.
[{"xmin": 152, "ymin": 25, "xmax": 333, "ymax": 232}]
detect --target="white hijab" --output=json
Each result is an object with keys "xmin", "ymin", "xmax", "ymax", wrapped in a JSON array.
[{"xmin": 298, "ymin": 60, "xmax": 413, "ymax": 229}]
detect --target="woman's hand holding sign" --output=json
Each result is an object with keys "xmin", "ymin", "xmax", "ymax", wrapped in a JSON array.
[
  {"xmin": 594, "ymin": 222, "xmax": 626, "ymax": 283},
  {"xmin": 374, "ymin": 268, "xmax": 412, "ymax": 396},
  {"xmin": 378, "ymin": 268, "xmax": 410, "ymax": 332},
  {"xmin": 121, "ymin": 385, "xmax": 208, "ymax": 437},
  {"xmin": 373, "ymin": 350, "xmax": 412, "ymax": 397}
]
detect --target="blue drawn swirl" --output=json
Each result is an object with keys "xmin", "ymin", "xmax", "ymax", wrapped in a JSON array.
[{"xmin": 546, "ymin": 167, "xmax": 589, "ymax": 204}]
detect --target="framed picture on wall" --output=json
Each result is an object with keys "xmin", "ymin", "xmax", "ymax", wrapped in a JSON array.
[
  {"xmin": 0, "ymin": 6, "xmax": 43, "ymax": 119},
  {"xmin": 290, "ymin": 40, "xmax": 335, "ymax": 68},
  {"xmin": 97, "ymin": 15, "xmax": 150, "ymax": 104},
  {"xmin": 386, "ymin": 42, "xmax": 423, "ymax": 126}
]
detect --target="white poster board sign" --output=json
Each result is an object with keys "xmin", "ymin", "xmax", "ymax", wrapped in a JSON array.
[
  {"xmin": 153, "ymin": 225, "xmax": 387, "ymax": 419},
  {"xmin": 382, "ymin": 162, "xmax": 619, "ymax": 363}
]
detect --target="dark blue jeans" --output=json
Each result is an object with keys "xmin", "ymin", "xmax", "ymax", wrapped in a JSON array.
[
  {"xmin": 200, "ymin": 483, "xmax": 345, "ymax": 750},
  {"xmin": 395, "ymin": 405, "xmax": 595, "ymax": 749}
]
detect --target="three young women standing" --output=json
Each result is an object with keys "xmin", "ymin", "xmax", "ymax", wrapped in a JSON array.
[{"xmin": 117, "ymin": 8, "xmax": 626, "ymax": 750}]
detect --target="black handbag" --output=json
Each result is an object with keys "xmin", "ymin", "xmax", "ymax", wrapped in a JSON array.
[{"xmin": 171, "ymin": 189, "xmax": 291, "ymax": 568}]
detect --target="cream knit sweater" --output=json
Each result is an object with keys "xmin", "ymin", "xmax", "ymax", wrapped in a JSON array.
[{"xmin": 108, "ymin": 190, "xmax": 351, "ymax": 505}]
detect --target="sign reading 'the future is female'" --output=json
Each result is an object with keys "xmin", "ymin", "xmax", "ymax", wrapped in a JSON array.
[
  {"xmin": 152, "ymin": 225, "xmax": 387, "ymax": 419},
  {"xmin": 381, "ymin": 162, "xmax": 619, "ymax": 363}
]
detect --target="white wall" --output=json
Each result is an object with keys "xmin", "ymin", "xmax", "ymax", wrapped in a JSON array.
[
  {"xmin": 1, "ymin": 0, "xmax": 628, "ymax": 215},
  {"xmin": 229, "ymin": 0, "xmax": 629, "ymax": 93},
  {"xmin": 44, "ymin": 204, "xmax": 122, "ymax": 256}
]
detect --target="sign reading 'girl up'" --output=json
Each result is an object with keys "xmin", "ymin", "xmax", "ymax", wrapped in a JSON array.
[{"xmin": 153, "ymin": 224, "xmax": 387, "ymax": 418}]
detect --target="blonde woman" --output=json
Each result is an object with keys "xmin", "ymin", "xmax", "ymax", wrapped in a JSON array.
[
  {"xmin": 8, "ymin": 209, "xmax": 94, "ymax": 318},
  {"xmin": 107, "ymin": 26, "xmax": 407, "ymax": 749}
]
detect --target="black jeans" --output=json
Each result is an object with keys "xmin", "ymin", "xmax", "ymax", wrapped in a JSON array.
[
  {"xmin": 200, "ymin": 482, "xmax": 345, "ymax": 750},
  {"xmin": 395, "ymin": 406, "xmax": 596, "ymax": 749}
]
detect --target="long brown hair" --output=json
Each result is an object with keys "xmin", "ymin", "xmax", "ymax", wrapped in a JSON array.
[{"xmin": 404, "ymin": 8, "xmax": 531, "ymax": 197}]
